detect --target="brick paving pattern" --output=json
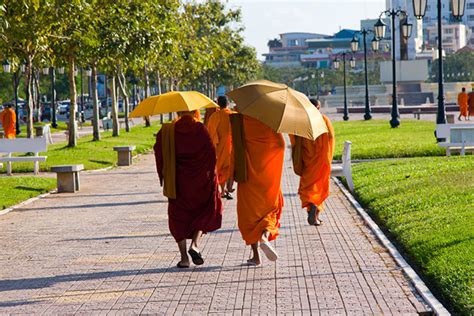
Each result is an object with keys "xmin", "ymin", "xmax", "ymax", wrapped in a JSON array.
[{"xmin": 0, "ymin": 153, "xmax": 431, "ymax": 315}]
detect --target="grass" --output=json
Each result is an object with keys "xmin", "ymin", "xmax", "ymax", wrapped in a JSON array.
[
  {"xmin": 352, "ymin": 156, "xmax": 474, "ymax": 315},
  {"xmin": 0, "ymin": 177, "xmax": 56, "ymax": 210},
  {"xmin": 333, "ymin": 119, "xmax": 446, "ymax": 160},
  {"xmin": 3, "ymin": 121, "xmax": 161, "ymax": 173}
]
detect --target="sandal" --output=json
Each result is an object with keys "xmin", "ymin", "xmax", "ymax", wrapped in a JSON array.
[
  {"xmin": 307, "ymin": 204, "xmax": 317, "ymax": 226},
  {"xmin": 188, "ymin": 248, "xmax": 204, "ymax": 265},
  {"xmin": 259, "ymin": 241, "xmax": 278, "ymax": 262},
  {"xmin": 177, "ymin": 262, "xmax": 190, "ymax": 268}
]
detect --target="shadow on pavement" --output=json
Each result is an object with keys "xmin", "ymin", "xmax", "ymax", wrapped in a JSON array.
[
  {"xmin": 17, "ymin": 200, "xmax": 165, "ymax": 212},
  {"xmin": 0, "ymin": 266, "xmax": 223, "ymax": 292}
]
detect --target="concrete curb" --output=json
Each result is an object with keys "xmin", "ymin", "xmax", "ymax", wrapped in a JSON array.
[
  {"xmin": 0, "ymin": 189, "xmax": 57, "ymax": 217},
  {"xmin": 333, "ymin": 177, "xmax": 450, "ymax": 316}
]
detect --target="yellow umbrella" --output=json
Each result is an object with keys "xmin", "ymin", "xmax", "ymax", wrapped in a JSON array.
[
  {"xmin": 129, "ymin": 91, "xmax": 217, "ymax": 118},
  {"xmin": 226, "ymin": 80, "xmax": 328, "ymax": 140}
]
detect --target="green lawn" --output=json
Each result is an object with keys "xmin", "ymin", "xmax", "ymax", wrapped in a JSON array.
[
  {"xmin": 333, "ymin": 119, "xmax": 446, "ymax": 160},
  {"xmin": 0, "ymin": 177, "xmax": 56, "ymax": 210},
  {"xmin": 352, "ymin": 156, "xmax": 474, "ymax": 315},
  {"xmin": 3, "ymin": 121, "xmax": 161, "ymax": 173}
]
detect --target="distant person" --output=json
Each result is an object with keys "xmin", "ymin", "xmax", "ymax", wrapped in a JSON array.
[
  {"xmin": 469, "ymin": 87, "xmax": 474, "ymax": 120},
  {"xmin": 207, "ymin": 96, "xmax": 235, "ymax": 199},
  {"xmin": 290, "ymin": 99, "xmax": 335, "ymax": 226},
  {"xmin": 0, "ymin": 104, "xmax": 16, "ymax": 138},
  {"xmin": 231, "ymin": 113, "xmax": 285, "ymax": 266},
  {"xmin": 457, "ymin": 87, "xmax": 469, "ymax": 121},
  {"xmin": 154, "ymin": 110, "xmax": 222, "ymax": 268}
]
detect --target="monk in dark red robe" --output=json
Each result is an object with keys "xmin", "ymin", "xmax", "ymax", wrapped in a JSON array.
[{"xmin": 154, "ymin": 111, "xmax": 222, "ymax": 268}]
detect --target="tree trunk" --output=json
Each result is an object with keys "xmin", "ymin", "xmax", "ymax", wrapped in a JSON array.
[
  {"xmin": 67, "ymin": 56, "xmax": 78, "ymax": 147},
  {"xmin": 143, "ymin": 64, "xmax": 151, "ymax": 127},
  {"xmin": 156, "ymin": 71, "xmax": 163, "ymax": 124},
  {"xmin": 111, "ymin": 74, "xmax": 119, "ymax": 137},
  {"xmin": 91, "ymin": 64, "xmax": 100, "ymax": 141},
  {"xmin": 168, "ymin": 78, "xmax": 174, "ymax": 121},
  {"xmin": 34, "ymin": 69, "xmax": 41, "ymax": 123},
  {"xmin": 117, "ymin": 71, "xmax": 130, "ymax": 132},
  {"xmin": 25, "ymin": 56, "xmax": 34, "ymax": 138}
]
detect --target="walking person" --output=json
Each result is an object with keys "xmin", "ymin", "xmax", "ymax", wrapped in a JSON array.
[
  {"xmin": 457, "ymin": 87, "xmax": 469, "ymax": 121},
  {"xmin": 207, "ymin": 96, "xmax": 235, "ymax": 199},
  {"xmin": 154, "ymin": 110, "xmax": 222, "ymax": 268},
  {"xmin": 290, "ymin": 99, "xmax": 335, "ymax": 226},
  {"xmin": 468, "ymin": 87, "xmax": 474, "ymax": 121},
  {"xmin": 0, "ymin": 104, "xmax": 16, "ymax": 138},
  {"xmin": 231, "ymin": 113, "xmax": 285, "ymax": 266}
]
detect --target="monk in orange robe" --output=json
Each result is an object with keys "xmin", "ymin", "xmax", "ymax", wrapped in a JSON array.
[
  {"xmin": 204, "ymin": 107, "xmax": 218, "ymax": 126},
  {"xmin": 207, "ymin": 96, "xmax": 235, "ymax": 199},
  {"xmin": 0, "ymin": 104, "xmax": 16, "ymax": 139},
  {"xmin": 154, "ymin": 110, "xmax": 222, "ymax": 268},
  {"xmin": 291, "ymin": 99, "xmax": 334, "ymax": 226},
  {"xmin": 231, "ymin": 114, "xmax": 285, "ymax": 266},
  {"xmin": 469, "ymin": 88, "xmax": 474, "ymax": 120},
  {"xmin": 458, "ymin": 88, "xmax": 469, "ymax": 121}
]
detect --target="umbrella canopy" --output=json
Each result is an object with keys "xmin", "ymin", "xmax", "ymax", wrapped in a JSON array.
[
  {"xmin": 129, "ymin": 91, "xmax": 217, "ymax": 118},
  {"xmin": 226, "ymin": 80, "xmax": 328, "ymax": 140}
]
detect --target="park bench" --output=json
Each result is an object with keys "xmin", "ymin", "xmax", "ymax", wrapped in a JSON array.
[
  {"xmin": 0, "ymin": 137, "xmax": 48, "ymax": 175},
  {"xmin": 51, "ymin": 164, "xmax": 84, "ymax": 193},
  {"xmin": 113, "ymin": 146, "xmax": 136, "ymax": 166},
  {"xmin": 438, "ymin": 126, "xmax": 474, "ymax": 156},
  {"xmin": 331, "ymin": 141, "xmax": 354, "ymax": 193}
]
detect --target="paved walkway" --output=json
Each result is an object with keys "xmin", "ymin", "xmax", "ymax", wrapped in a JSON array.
[{"xmin": 0, "ymin": 154, "xmax": 431, "ymax": 315}]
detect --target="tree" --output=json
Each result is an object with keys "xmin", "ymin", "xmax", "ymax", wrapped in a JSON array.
[{"xmin": 0, "ymin": 0, "xmax": 57, "ymax": 138}]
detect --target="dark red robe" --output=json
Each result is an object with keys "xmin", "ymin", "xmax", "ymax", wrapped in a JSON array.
[{"xmin": 154, "ymin": 115, "xmax": 222, "ymax": 242}]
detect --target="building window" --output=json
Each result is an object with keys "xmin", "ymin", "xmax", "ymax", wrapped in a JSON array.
[
  {"xmin": 468, "ymin": 15, "xmax": 474, "ymax": 21},
  {"xmin": 288, "ymin": 39, "xmax": 298, "ymax": 47}
]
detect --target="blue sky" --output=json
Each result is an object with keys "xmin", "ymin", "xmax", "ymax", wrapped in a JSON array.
[{"xmin": 226, "ymin": 0, "xmax": 386, "ymax": 59}]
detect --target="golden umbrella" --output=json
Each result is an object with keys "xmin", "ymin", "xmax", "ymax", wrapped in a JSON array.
[
  {"xmin": 129, "ymin": 91, "xmax": 218, "ymax": 118},
  {"xmin": 226, "ymin": 80, "xmax": 328, "ymax": 140}
]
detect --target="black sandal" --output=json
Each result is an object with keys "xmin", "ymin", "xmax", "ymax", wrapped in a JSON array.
[
  {"xmin": 188, "ymin": 249, "xmax": 204, "ymax": 265},
  {"xmin": 177, "ymin": 262, "xmax": 189, "ymax": 268}
]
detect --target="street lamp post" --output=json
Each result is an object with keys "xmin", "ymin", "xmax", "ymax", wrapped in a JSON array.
[
  {"xmin": 375, "ymin": 10, "xmax": 413, "ymax": 128},
  {"xmin": 412, "ymin": 0, "xmax": 466, "ymax": 125},
  {"xmin": 351, "ymin": 29, "xmax": 380, "ymax": 120},
  {"xmin": 3, "ymin": 60, "xmax": 22, "ymax": 135},
  {"xmin": 333, "ymin": 52, "xmax": 356, "ymax": 121},
  {"xmin": 50, "ymin": 67, "xmax": 58, "ymax": 128}
]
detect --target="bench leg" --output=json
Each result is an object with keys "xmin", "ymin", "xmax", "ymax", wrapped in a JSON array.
[
  {"xmin": 6, "ymin": 161, "xmax": 12, "ymax": 176},
  {"xmin": 57, "ymin": 172, "xmax": 77, "ymax": 193},
  {"xmin": 117, "ymin": 151, "xmax": 132, "ymax": 166},
  {"xmin": 74, "ymin": 172, "xmax": 80, "ymax": 191},
  {"xmin": 446, "ymin": 148, "xmax": 451, "ymax": 157},
  {"xmin": 34, "ymin": 161, "xmax": 39, "ymax": 175},
  {"xmin": 343, "ymin": 166, "xmax": 354, "ymax": 193}
]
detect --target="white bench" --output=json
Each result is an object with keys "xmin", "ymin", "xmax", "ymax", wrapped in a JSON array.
[
  {"xmin": 0, "ymin": 137, "xmax": 48, "ymax": 175},
  {"xmin": 331, "ymin": 141, "xmax": 354, "ymax": 193},
  {"xmin": 435, "ymin": 123, "xmax": 474, "ymax": 141},
  {"xmin": 438, "ymin": 126, "xmax": 474, "ymax": 156}
]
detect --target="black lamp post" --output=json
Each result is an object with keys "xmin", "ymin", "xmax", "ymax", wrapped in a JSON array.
[
  {"xmin": 351, "ymin": 29, "xmax": 380, "ymax": 120},
  {"xmin": 375, "ymin": 10, "xmax": 413, "ymax": 128},
  {"xmin": 333, "ymin": 52, "xmax": 356, "ymax": 121},
  {"xmin": 3, "ymin": 60, "xmax": 21, "ymax": 135},
  {"xmin": 49, "ymin": 66, "xmax": 58, "ymax": 128},
  {"xmin": 412, "ymin": 0, "xmax": 466, "ymax": 125}
]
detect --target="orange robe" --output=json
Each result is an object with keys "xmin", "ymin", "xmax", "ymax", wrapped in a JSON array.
[
  {"xmin": 207, "ymin": 108, "xmax": 234, "ymax": 185},
  {"xmin": 458, "ymin": 92, "xmax": 469, "ymax": 117},
  {"xmin": 204, "ymin": 108, "xmax": 218, "ymax": 126},
  {"xmin": 292, "ymin": 114, "xmax": 335, "ymax": 210},
  {"xmin": 237, "ymin": 116, "xmax": 285, "ymax": 245},
  {"xmin": 468, "ymin": 92, "xmax": 474, "ymax": 117},
  {"xmin": 0, "ymin": 108, "xmax": 16, "ymax": 139}
]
